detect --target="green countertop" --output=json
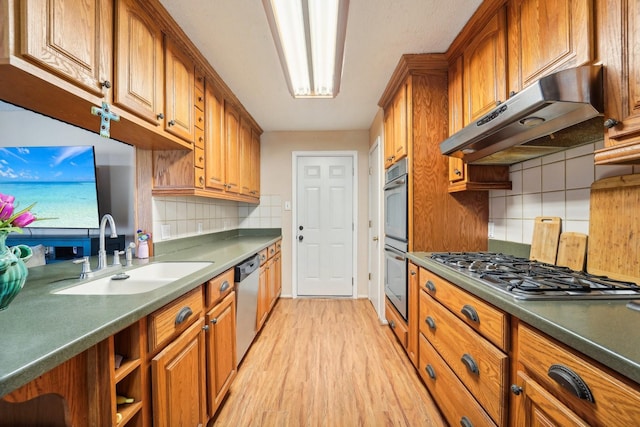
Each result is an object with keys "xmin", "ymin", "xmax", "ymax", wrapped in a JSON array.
[
  {"xmin": 0, "ymin": 229, "xmax": 281, "ymax": 398},
  {"xmin": 408, "ymin": 252, "xmax": 640, "ymax": 385}
]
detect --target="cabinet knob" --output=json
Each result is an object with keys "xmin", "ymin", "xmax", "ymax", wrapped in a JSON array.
[
  {"xmin": 211, "ymin": 318, "xmax": 218, "ymax": 324},
  {"xmin": 202, "ymin": 324, "xmax": 209, "ymax": 331},
  {"xmin": 511, "ymin": 384, "xmax": 523, "ymax": 395},
  {"xmin": 101, "ymin": 80, "xmax": 111, "ymax": 89},
  {"xmin": 454, "ymin": 168, "xmax": 462, "ymax": 176},
  {"xmin": 157, "ymin": 113, "xmax": 164, "ymax": 120},
  {"xmin": 389, "ymin": 320, "xmax": 396, "ymax": 329},
  {"xmin": 604, "ymin": 118, "xmax": 619, "ymax": 129},
  {"xmin": 168, "ymin": 119, "xmax": 176, "ymax": 126}
]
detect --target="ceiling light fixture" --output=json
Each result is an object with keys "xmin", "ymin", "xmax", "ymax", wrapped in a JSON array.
[{"xmin": 263, "ymin": 0, "xmax": 349, "ymax": 98}]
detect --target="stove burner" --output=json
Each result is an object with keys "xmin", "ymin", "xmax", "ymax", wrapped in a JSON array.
[{"xmin": 430, "ymin": 252, "xmax": 640, "ymax": 300}]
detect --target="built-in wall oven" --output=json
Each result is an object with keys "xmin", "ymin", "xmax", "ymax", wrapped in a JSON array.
[{"xmin": 384, "ymin": 158, "xmax": 408, "ymax": 320}]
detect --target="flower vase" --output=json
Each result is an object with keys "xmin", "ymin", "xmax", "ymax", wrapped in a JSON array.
[{"xmin": 0, "ymin": 232, "xmax": 32, "ymax": 310}]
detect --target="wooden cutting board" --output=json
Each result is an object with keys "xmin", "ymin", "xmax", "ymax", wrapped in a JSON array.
[
  {"xmin": 588, "ymin": 174, "xmax": 640, "ymax": 282},
  {"xmin": 556, "ymin": 232, "xmax": 588, "ymax": 271},
  {"xmin": 529, "ymin": 216, "xmax": 562, "ymax": 264}
]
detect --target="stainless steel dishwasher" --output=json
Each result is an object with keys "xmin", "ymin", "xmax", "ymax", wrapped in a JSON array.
[{"xmin": 234, "ymin": 254, "xmax": 260, "ymax": 363}]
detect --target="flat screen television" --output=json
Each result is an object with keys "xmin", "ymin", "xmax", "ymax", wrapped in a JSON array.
[{"xmin": 0, "ymin": 145, "xmax": 100, "ymax": 229}]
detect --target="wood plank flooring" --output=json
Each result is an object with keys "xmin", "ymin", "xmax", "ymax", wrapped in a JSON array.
[{"xmin": 210, "ymin": 298, "xmax": 445, "ymax": 427}]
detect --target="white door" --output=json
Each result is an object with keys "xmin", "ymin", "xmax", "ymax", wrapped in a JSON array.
[
  {"xmin": 368, "ymin": 140, "xmax": 383, "ymax": 319},
  {"xmin": 296, "ymin": 155, "xmax": 353, "ymax": 296}
]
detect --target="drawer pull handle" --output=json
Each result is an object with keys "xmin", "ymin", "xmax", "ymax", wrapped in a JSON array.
[
  {"xmin": 460, "ymin": 416, "xmax": 473, "ymax": 427},
  {"xmin": 461, "ymin": 304, "xmax": 479, "ymax": 323},
  {"xmin": 547, "ymin": 364, "xmax": 595, "ymax": 403},
  {"xmin": 461, "ymin": 353, "xmax": 479, "ymax": 375},
  {"xmin": 425, "ymin": 364, "xmax": 436, "ymax": 379},
  {"xmin": 425, "ymin": 316, "xmax": 436, "ymax": 330},
  {"xmin": 175, "ymin": 307, "xmax": 193, "ymax": 325},
  {"xmin": 220, "ymin": 280, "xmax": 230, "ymax": 292},
  {"xmin": 425, "ymin": 280, "xmax": 436, "ymax": 292}
]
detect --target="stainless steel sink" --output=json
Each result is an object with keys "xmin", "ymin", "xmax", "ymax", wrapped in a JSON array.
[{"xmin": 54, "ymin": 262, "xmax": 212, "ymax": 295}]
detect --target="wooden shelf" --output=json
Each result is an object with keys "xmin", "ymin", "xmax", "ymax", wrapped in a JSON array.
[
  {"xmin": 115, "ymin": 358, "xmax": 141, "ymax": 383},
  {"xmin": 116, "ymin": 401, "xmax": 143, "ymax": 426}
]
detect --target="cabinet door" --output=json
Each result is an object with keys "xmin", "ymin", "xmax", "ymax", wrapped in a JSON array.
[
  {"xmin": 508, "ymin": 0, "xmax": 593, "ymax": 92},
  {"xmin": 256, "ymin": 263, "xmax": 269, "ymax": 331},
  {"xmin": 274, "ymin": 251, "xmax": 282, "ymax": 299},
  {"xmin": 383, "ymin": 107, "xmax": 395, "ymax": 169},
  {"xmin": 603, "ymin": 0, "xmax": 640, "ymax": 149},
  {"xmin": 204, "ymin": 85, "xmax": 226, "ymax": 192},
  {"xmin": 392, "ymin": 82, "xmax": 408, "ymax": 163},
  {"xmin": 164, "ymin": 37, "xmax": 194, "ymax": 143},
  {"xmin": 239, "ymin": 118, "xmax": 253, "ymax": 195},
  {"xmin": 113, "ymin": 0, "xmax": 164, "ymax": 125},
  {"xmin": 224, "ymin": 102, "xmax": 241, "ymax": 194},
  {"xmin": 21, "ymin": 0, "xmax": 112, "ymax": 97},
  {"xmin": 447, "ymin": 56, "xmax": 466, "ymax": 183},
  {"xmin": 407, "ymin": 262, "xmax": 419, "ymax": 368},
  {"xmin": 250, "ymin": 129, "xmax": 261, "ymax": 198},
  {"xmin": 151, "ymin": 318, "xmax": 206, "ymax": 427},
  {"xmin": 205, "ymin": 292, "xmax": 237, "ymax": 418},
  {"xmin": 512, "ymin": 371, "xmax": 589, "ymax": 427},
  {"xmin": 463, "ymin": 8, "xmax": 507, "ymax": 125},
  {"xmin": 268, "ymin": 256, "xmax": 278, "ymax": 309}
]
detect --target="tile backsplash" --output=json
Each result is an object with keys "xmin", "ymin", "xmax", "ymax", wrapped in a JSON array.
[
  {"xmin": 152, "ymin": 194, "xmax": 282, "ymax": 241},
  {"xmin": 489, "ymin": 142, "xmax": 639, "ymax": 244}
]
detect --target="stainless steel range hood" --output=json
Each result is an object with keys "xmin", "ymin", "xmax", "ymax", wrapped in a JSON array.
[{"xmin": 439, "ymin": 66, "xmax": 604, "ymax": 165}]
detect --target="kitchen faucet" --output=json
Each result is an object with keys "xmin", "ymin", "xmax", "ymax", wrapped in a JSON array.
[{"xmin": 97, "ymin": 213, "xmax": 118, "ymax": 271}]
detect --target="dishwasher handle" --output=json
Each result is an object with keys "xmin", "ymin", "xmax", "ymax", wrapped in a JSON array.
[{"xmin": 234, "ymin": 254, "xmax": 261, "ymax": 281}]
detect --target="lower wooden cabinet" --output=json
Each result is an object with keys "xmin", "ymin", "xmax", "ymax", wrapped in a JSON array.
[
  {"xmin": 257, "ymin": 241, "xmax": 282, "ymax": 332},
  {"xmin": 205, "ymin": 291, "xmax": 237, "ymax": 418},
  {"xmin": 151, "ymin": 317, "xmax": 207, "ymax": 427},
  {"xmin": 385, "ymin": 298, "xmax": 408, "ymax": 348}
]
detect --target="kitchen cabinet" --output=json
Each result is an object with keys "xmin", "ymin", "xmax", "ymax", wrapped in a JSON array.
[
  {"xmin": 594, "ymin": 0, "xmax": 640, "ymax": 164},
  {"xmin": 204, "ymin": 83, "xmax": 227, "ymax": 192},
  {"xmin": 507, "ymin": 0, "xmax": 594, "ymax": 93},
  {"xmin": 240, "ymin": 117, "xmax": 257, "ymax": 197},
  {"xmin": 406, "ymin": 262, "xmax": 419, "ymax": 367},
  {"xmin": 204, "ymin": 268, "xmax": 237, "ymax": 418},
  {"xmin": 164, "ymin": 37, "xmax": 195, "ymax": 143},
  {"xmin": 20, "ymin": 0, "xmax": 113, "ymax": 98},
  {"xmin": 150, "ymin": 287, "xmax": 207, "ymax": 427},
  {"xmin": 257, "ymin": 242, "xmax": 281, "ymax": 332},
  {"xmin": 251, "ymin": 129, "xmax": 262, "ymax": 197},
  {"xmin": 384, "ymin": 82, "xmax": 409, "ymax": 169},
  {"xmin": 224, "ymin": 101, "xmax": 242, "ymax": 195},
  {"xmin": 419, "ymin": 267, "xmax": 509, "ymax": 426},
  {"xmin": 511, "ymin": 322, "xmax": 640, "ymax": 426},
  {"xmin": 446, "ymin": 8, "xmax": 511, "ymax": 192},
  {"xmin": 113, "ymin": 0, "xmax": 164, "ymax": 125},
  {"xmin": 257, "ymin": 248, "xmax": 270, "ymax": 331}
]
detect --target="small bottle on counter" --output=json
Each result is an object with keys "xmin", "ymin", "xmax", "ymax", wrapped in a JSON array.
[{"xmin": 137, "ymin": 240, "xmax": 149, "ymax": 259}]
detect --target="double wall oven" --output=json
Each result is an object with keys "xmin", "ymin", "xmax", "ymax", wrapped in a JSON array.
[{"xmin": 384, "ymin": 158, "xmax": 408, "ymax": 320}]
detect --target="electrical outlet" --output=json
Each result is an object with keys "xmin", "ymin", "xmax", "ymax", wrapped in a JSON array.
[
  {"xmin": 161, "ymin": 224, "xmax": 171, "ymax": 240},
  {"xmin": 284, "ymin": 201, "xmax": 291, "ymax": 211},
  {"xmin": 197, "ymin": 222, "xmax": 203, "ymax": 234},
  {"xmin": 488, "ymin": 221, "xmax": 495, "ymax": 238}
]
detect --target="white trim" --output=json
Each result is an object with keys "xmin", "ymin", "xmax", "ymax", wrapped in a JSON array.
[
  {"xmin": 368, "ymin": 137, "xmax": 385, "ymax": 320},
  {"xmin": 291, "ymin": 150, "xmax": 358, "ymax": 299}
]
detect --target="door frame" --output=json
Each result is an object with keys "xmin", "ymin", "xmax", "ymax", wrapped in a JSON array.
[
  {"xmin": 368, "ymin": 137, "xmax": 385, "ymax": 320},
  {"xmin": 291, "ymin": 151, "xmax": 359, "ymax": 299}
]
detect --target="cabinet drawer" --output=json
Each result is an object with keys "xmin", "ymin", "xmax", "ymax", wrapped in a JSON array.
[
  {"xmin": 194, "ymin": 167, "xmax": 204, "ymax": 188},
  {"xmin": 195, "ymin": 127, "xmax": 205, "ymax": 148},
  {"xmin": 194, "ymin": 105, "xmax": 205, "ymax": 130},
  {"xmin": 420, "ymin": 290, "xmax": 508, "ymax": 425},
  {"xmin": 194, "ymin": 69, "xmax": 205, "ymax": 91},
  {"xmin": 385, "ymin": 298, "xmax": 407, "ymax": 348},
  {"xmin": 276, "ymin": 239, "xmax": 282, "ymax": 253},
  {"xmin": 420, "ymin": 267, "xmax": 508, "ymax": 351},
  {"xmin": 267, "ymin": 243, "xmax": 277, "ymax": 259},
  {"xmin": 195, "ymin": 86, "xmax": 205, "ymax": 112},
  {"xmin": 194, "ymin": 146, "xmax": 205, "ymax": 168},
  {"xmin": 205, "ymin": 268, "xmax": 235, "ymax": 308},
  {"xmin": 419, "ymin": 334, "xmax": 497, "ymax": 427},
  {"xmin": 258, "ymin": 248, "xmax": 268, "ymax": 265},
  {"xmin": 148, "ymin": 287, "xmax": 204, "ymax": 354},
  {"xmin": 517, "ymin": 323, "xmax": 640, "ymax": 426}
]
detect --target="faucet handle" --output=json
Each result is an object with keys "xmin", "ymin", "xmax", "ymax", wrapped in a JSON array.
[
  {"xmin": 73, "ymin": 257, "xmax": 93, "ymax": 279},
  {"xmin": 113, "ymin": 250, "xmax": 125, "ymax": 266}
]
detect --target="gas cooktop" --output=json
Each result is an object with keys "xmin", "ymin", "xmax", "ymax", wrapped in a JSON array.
[{"xmin": 430, "ymin": 252, "xmax": 640, "ymax": 300}]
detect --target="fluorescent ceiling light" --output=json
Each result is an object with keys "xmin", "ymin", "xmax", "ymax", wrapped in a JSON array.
[{"xmin": 263, "ymin": 0, "xmax": 349, "ymax": 98}]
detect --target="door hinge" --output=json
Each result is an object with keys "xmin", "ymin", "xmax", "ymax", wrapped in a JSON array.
[
  {"xmin": 369, "ymin": 167, "xmax": 373, "ymax": 175},
  {"xmin": 352, "ymin": 277, "xmax": 354, "ymax": 286},
  {"xmin": 368, "ymin": 220, "xmax": 372, "ymax": 227},
  {"xmin": 368, "ymin": 272, "xmax": 371, "ymax": 280}
]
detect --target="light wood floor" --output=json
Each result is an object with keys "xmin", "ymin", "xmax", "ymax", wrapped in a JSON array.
[{"xmin": 210, "ymin": 298, "xmax": 445, "ymax": 427}]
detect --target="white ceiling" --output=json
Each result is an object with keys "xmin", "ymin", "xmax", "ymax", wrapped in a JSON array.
[{"xmin": 159, "ymin": 0, "xmax": 482, "ymax": 132}]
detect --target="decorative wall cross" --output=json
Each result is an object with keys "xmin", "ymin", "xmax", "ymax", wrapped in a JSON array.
[{"xmin": 90, "ymin": 102, "xmax": 120, "ymax": 138}]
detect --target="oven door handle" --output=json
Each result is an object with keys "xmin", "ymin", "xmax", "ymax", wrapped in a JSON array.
[
  {"xmin": 384, "ymin": 246, "xmax": 406, "ymax": 261},
  {"xmin": 383, "ymin": 177, "xmax": 406, "ymax": 190}
]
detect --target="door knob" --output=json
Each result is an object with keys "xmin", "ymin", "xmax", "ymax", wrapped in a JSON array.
[
  {"xmin": 299, "ymin": 225, "xmax": 304, "ymax": 230},
  {"xmin": 373, "ymin": 236, "xmax": 379, "ymax": 241},
  {"xmin": 298, "ymin": 235, "xmax": 304, "ymax": 241}
]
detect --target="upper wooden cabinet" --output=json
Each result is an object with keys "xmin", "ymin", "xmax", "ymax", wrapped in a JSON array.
[
  {"xmin": 462, "ymin": 8, "xmax": 507, "ymax": 125},
  {"xmin": 594, "ymin": 0, "xmax": 640, "ymax": 164},
  {"xmin": 204, "ymin": 84, "xmax": 227, "ymax": 193},
  {"xmin": 507, "ymin": 0, "xmax": 594, "ymax": 93},
  {"xmin": 113, "ymin": 0, "xmax": 164, "ymax": 125},
  {"xmin": 20, "ymin": 0, "xmax": 113, "ymax": 98},
  {"xmin": 164, "ymin": 37, "xmax": 195, "ymax": 143},
  {"xmin": 384, "ymin": 82, "xmax": 409, "ymax": 169},
  {"xmin": 224, "ymin": 102, "xmax": 242, "ymax": 194}
]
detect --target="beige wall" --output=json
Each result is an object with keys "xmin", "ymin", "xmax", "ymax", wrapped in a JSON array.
[{"xmin": 261, "ymin": 130, "xmax": 370, "ymax": 298}]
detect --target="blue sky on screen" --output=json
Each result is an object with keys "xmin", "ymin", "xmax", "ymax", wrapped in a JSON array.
[{"xmin": 0, "ymin": 146, "xmax": 96, "ymax": 183}]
